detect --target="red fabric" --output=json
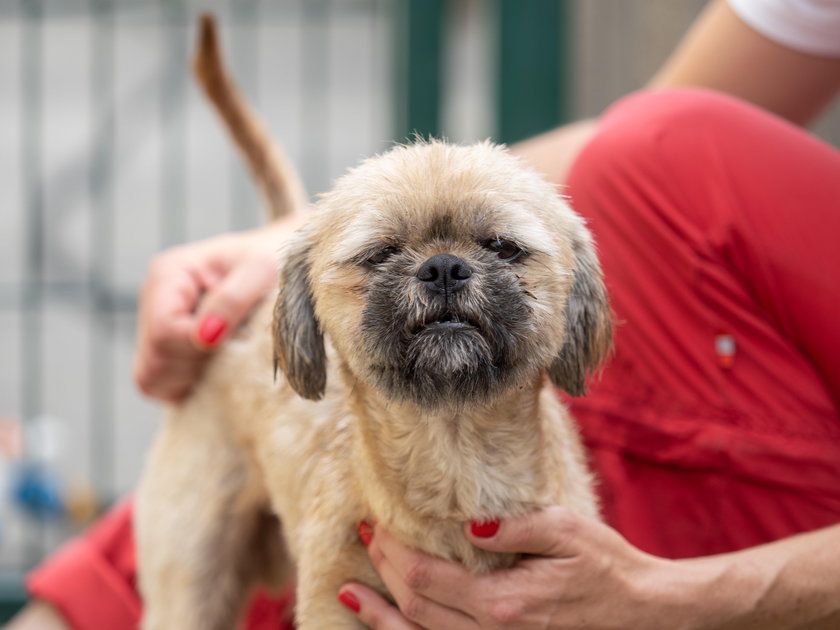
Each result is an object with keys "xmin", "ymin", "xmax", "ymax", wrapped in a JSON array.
[
  {"xmin": 26, "ymin": 88, "xmax": 840, "ymax": 625},
  {"xmin": 27, "ymin": 499, "xmax": 140, "ymax": 630},
  {"xmin": 27, "ymin": 499, "xmax": 294, "ymax": 630},
  {"xmin": 565, "ymin": 88, "xmax": 840, "ymax": 558}
]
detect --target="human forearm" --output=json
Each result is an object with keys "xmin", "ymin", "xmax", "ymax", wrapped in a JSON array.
[
  {"xmin": 649, "ymin": 0, "xmax": 840, "ymax": 126},
  {"xmin": 675, "ymin": 523, "xmax": 840, "ymax": 629}
]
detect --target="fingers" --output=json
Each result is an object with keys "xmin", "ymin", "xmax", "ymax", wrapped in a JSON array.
[
  {"xmin": 192, "ymin": 251, "xmax": 278, "ymax": 350},
  {"xmin": 338, "ymin": 584, "xmax": 425, "ymax": 630},
  {"xmin": 133, "ymin": 345, "xmax": 206, "ymax": 403},
  {"xmin": 132, "ymin": 226, "xmax": 284, "ymax": 403},
  {"xmin": 369, "ymin": 526, "xmax": 479, "ymax": 612},
  {"xmin": 349, "ymin": 513, "xmax": 633, "ymax": 630},
  {"xmin": 134, "ymin": 260, "xmax": 209, "ymax": 402},
  {"xmin": 365, "ymin": 526, "xmax": 480, "ymax": 629},
  {"xmin": 465, "ymin": 506, "xmax": 591, "ymax": 558}
]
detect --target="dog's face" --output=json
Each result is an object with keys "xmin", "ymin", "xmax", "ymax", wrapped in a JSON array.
[{"xmin": 274, "ymin": 141, "xmax": 611, "ymax": 407}]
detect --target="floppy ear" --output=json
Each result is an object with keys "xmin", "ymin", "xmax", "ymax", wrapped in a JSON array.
[
  {"xmin": 272, "ymin": 233, "xmax": 327, "ymax": 400},
  {"xmin": 547, "ymin": 233, "xmax": 613, "ymax": 397}
]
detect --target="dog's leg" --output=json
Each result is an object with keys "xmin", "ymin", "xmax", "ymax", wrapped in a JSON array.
[
  {"xmin": 136, "ymin": 403, "xmax": 289, "ymax": 630},
  {"xmin": 276, "ymin": 473, "xmax": 386, "ymax": 630},
  {"xmin": 293, "ymin": 521, "xmax": 381, "ymax": 630}
]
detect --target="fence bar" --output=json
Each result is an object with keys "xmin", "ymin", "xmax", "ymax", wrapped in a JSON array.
[
  {"xmin": 299, "ymin": 0, "xmax": 331, "ymax": 193},
  {"xmin": 160, "ymin": 0, "xmax": 188, "ymax": 249},
  {"xmin": 230, "ymin": 0, "xmax": 261, "ymax": 232},
  {"xmin": 496, "ymin": 0, "xmax": 569, "ymax": 144},
  {"xmin": 89, "ymin": 0, "xmax": 116, "ymax": 501},
  {"xmin": 394, "ymin": 0, "xmax": 444, "ymax": 140},
  {"xmin": 20, "ymin": 0, "xmax": 46, "ymax": 569}
]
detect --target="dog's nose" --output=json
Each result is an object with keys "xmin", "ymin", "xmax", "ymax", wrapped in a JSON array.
[{"xmin": 417, "ymin": 254, "xmax": 472, "ymax": 294}]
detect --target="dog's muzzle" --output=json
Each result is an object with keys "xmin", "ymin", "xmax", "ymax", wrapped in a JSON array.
[
  {"xmin": 361, "ymin": 251, "xmax": 533, "ymax": 405},
  {"xmin": 413, "ymin": 254, "xmax": 479, "ymax": 332}
]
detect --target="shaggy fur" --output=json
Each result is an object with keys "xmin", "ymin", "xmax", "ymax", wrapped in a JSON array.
[{"xmin": 135, "ymin": 16, "xmax": 612, "ymax": 630}]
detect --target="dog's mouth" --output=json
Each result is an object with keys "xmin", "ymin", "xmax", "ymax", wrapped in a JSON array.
[{"xmin": 411, "ymin": 310, "xmax": 479, "ymax": 334}]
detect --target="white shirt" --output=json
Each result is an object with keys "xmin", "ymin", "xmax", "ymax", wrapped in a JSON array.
[{"xmin": 728, "ymin": 0, "xmax": 840, "ymax": 57}]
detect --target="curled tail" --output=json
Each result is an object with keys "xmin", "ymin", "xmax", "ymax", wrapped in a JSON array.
[{"xmin": 193, "ymin": 14, "xmax": 308, "ymax": 221}]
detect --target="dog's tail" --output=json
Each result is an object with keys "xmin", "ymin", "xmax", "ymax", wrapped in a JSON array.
[{"xmin": 193, "ymin": 13, "xmax": 308, "ymax": 221}]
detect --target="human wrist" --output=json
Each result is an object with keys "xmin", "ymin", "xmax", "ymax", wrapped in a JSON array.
[{"xmin": 661, "ymin": 551, "xmax": 773, "ymax": 630}]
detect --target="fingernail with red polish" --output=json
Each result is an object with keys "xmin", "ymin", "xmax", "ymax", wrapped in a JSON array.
[
  {"xmin": 470, "ymin": 520, "xmax": 500, "ymax": 538},
  {"xmin": 357, "ymin": 521, "xmax": 374, "ymax": 547},
  {"xmin": 197, "ymin": 314, "xmax": 227, "ymax": 346},
  {"xmin": 338, "ymin": 590, "xmax": 361, "ymax": 613}
]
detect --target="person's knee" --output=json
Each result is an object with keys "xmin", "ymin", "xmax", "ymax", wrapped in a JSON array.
[{"xmin": 569, "ymin": 88, "xmax": 754, "ymax": 192}]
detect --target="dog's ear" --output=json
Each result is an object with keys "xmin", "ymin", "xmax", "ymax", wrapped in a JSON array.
[
  {"xmin": 547, "ymin": 234, "xmax": 612, "ymax": 396},
  {"xmin": 273, "ymin": 233, "xmax": 326, "ymax": 400}
]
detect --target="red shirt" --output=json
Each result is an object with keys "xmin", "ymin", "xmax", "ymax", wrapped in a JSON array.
[{"xmin": 567, "ymin": 89, "xmax": 840, "ymax": 558}]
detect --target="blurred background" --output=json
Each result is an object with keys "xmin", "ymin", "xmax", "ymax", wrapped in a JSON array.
[{"xmin": 1, "ymin": 0, "xmax": 839, "ymax": 619}]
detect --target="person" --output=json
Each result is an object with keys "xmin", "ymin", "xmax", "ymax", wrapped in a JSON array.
[{"xmin": 8, "ymin": 0, "xmax": 840, "ymax": 628}]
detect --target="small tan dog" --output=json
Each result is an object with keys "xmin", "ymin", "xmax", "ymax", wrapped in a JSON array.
[{"xmin": 135, "ymin": 16, "xmax": 611, "ymax": 630}]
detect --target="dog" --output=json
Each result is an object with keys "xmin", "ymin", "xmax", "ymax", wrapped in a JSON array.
[{"xmin": 135, "ymin": 16, "xmax": 612, "ymax": 630}]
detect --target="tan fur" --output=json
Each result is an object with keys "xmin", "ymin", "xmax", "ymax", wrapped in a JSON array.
[{"xmin": 135, "ymin": 17, "xmax": 611, "ymax": 630}]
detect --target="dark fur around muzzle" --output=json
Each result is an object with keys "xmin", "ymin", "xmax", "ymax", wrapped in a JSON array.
[{"xmin": 360, "ymin": 256, "xmax": 538, "ymax": 407}]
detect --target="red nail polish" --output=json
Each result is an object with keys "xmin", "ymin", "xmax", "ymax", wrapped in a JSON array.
[
  {"xmin": 357, "ymin": 521, "xmax": 374, "ymax": 547},
  {"xmin": 197, "ymin": 314, "xmax": 227, "ymax": 346},
  {"xmin": 470, "ymin": 520, "xmax": 500, "ymax": 538},
  {"xmin": 338, "ymin": 590, "xmax": 361, "ymax": 613}
]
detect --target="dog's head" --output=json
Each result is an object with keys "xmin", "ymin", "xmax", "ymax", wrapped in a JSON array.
[{"xmin": 273, "ymin": 140, "xmax": 611, "ymax": 407}]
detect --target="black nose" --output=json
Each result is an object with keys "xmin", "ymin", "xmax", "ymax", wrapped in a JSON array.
[{"xmin": 417, "ymin": 254, "xmax": 472, "ymax": 294}]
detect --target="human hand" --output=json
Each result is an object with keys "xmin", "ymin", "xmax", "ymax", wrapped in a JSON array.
[
  {"xmin": 338, "ymin": 507, "xmax": 737, "ymax": 630},
  {"xmin": 133, "ymin": 214, "xmax": 306, "ymax": 402}
]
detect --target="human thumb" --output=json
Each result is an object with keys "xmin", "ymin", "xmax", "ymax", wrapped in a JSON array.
[
  {"xmin": 465, "ymin": 506, "xmax": 586, "ymax": 558},
  {"xmin": 192, "ymin": 253, "xmax": 278, "ymax": 350}
]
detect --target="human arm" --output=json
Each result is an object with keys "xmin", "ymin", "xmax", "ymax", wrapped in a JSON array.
[
  {"xmin": 133, "ymin": 212, "xmax": 306, "ymax": 402},
  {"xmin": 339, "ymin": 508, "xmax": 840, "ymax": 630},
  {"xmin": 3, "ymin": 601, "xmax": 71, "ymax": 630},
  {"xmin": 648, "ymin": 0, "xmax": 840, "ymax": 126}
]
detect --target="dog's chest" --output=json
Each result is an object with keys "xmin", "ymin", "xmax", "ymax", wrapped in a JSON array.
[{"xmin": 368, "ymin": 413, "xmax": 550, "ymax": 522}]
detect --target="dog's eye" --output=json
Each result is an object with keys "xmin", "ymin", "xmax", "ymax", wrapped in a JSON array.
[
  {"xmin": 485, "ymin": 239, "xmax": 523, "ymax": 261},
  {"xmin": 366, "ymin": 246, "xmax": 397, "ymax": 266}
]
